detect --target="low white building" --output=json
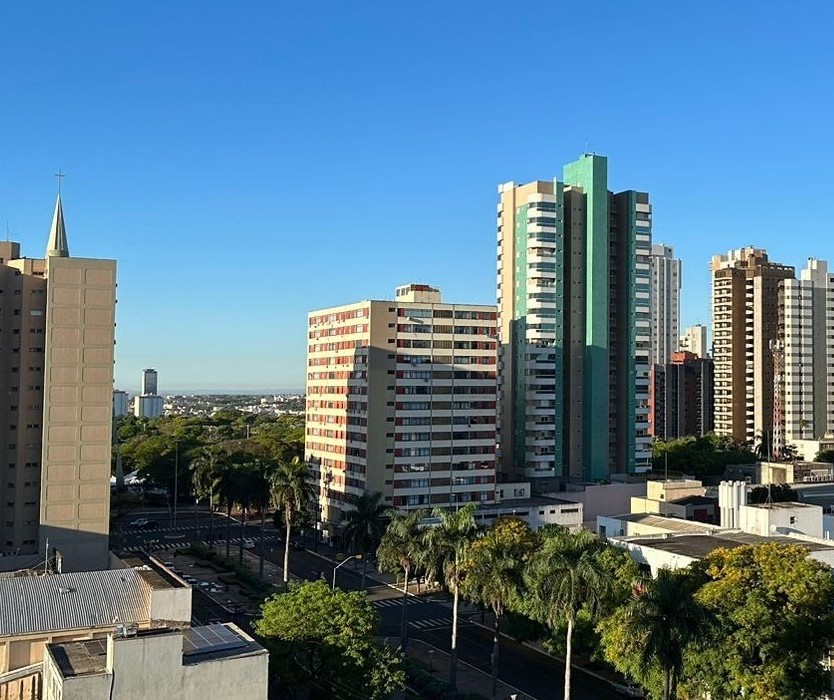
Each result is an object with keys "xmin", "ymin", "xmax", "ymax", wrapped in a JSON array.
[
  {"xmin": 42, "ymin": 623, "xmax": 268, "ymax": 700},
  {"xmin": 476, "ymin": 496, "xmax": 583, "ymax": 530}
]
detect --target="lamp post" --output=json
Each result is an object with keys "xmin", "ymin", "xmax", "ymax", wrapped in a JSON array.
[
  {"xmin": 172, "ymin": 441, "xmax": 179, "ymax": 529},
  {"xmin": 332, "ymin": 554, "xmax": 362, "ymax": 591}
]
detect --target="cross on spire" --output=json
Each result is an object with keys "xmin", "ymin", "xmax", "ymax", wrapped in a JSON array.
[{"xmin": 55, "ymin": 169, "xmax": 65, "ymax": 196}]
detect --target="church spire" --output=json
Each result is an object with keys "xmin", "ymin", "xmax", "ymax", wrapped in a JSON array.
[{"xmin": 46, "ymin": 171, "xmax": 70, "ymax": 258}]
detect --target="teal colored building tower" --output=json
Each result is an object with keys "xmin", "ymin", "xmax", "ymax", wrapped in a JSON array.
[{"xmin": 496, "ymin": 154, "xmax": 651, "ymax": 489}]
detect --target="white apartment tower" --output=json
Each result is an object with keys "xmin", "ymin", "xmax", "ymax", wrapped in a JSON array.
[
  {"xmin": 680, "ymin": 324, "xmax": 708, "ymax": 359},
  {"xmin": 650, "ymin": 244, "xmax": 681, "ymax": 366},
  {"xmin": 780, "ymin": 259, "xmax": 834, "ymax": 441},
  {"xmin": 305, "ymin": 284, "xmax": 498, "ymax": 529}
]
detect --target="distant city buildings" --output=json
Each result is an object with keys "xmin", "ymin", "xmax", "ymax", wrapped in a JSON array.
[
  {"xmin": 0, "ymin": 194, "xmax": 116, "ymax": 572},
  {"xmin": 649, "ymin": 351, "xmax": 714, "ymax": 439},
  {"xmin": 711, "ymin": 247, "xmax": 794, "ymax": 445},
  {"xmin": 679, "ymin": 324, "xmax": 708, "ymax": 358},
  {"xmin": 649, "ymin": 243, "xmax": 681, "ymax": 366},
  {"xmin": 305, "ymin": 284, "xmax": 498, "ymax": 529},
  {"xmin": 134, "ymin": 368, "xmax": 163, "ymax": 418},
  {"xmin": 113, "ymin": 389, "xmax": 130, "ymax": 417},
  {"xmin": 496, "ymin": 153, "xmax": 651, "ymax": 487}
]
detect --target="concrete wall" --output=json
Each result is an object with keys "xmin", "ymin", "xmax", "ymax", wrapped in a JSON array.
[
  {"xmin": 612, "ymin": 538, "xmax": 698, "ymax": 576},
  {"xmin": 559, "ymin": 481, "xmax": 646, "ymax": 527},
  {"xmin": 148, "ymin": 585, "xmax": 191, "ymax": 625},
  {"xmin": 740, "ymin": 503, "xmax": 823, "ymax": 538}
]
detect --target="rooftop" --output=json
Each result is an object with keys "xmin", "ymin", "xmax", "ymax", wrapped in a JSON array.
[
  {"xmin": 670, "ymin": 495, "xmax": 716, "ymax": 507},
  {"xmin": 0, "ymin": 568, "xmax": 150, "ymax": 637},
  {"xmin": 746, "ymin": 501, "xmax": 819, "ymax": 510},
  {"xmin": 611, "ymin": 513, "xmax": 720, "ymax": 534},
  {"xmin": 623, "ymin": 532, "xmax": 834, "ymax": 560},
  {"xmin": 48, "ymin": 624, "xmax": 265, "ymax": 679}
]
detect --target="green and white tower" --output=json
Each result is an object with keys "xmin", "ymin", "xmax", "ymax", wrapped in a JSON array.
[{"xmin": 496, "ymin": 153, "xmax": 651, "ymax": 490}]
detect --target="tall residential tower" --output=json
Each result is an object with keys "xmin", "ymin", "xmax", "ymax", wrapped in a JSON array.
[
  {"xmin": 305, "ymin": 284, "xmax": 497, "ymax": 531},
  {"xmin": 649, "ymin": 244, "xmax": 681, "ymax": 366},
  {"xmin": 496, "ymin": 153, "xmax": 651, "ymax": 488},
  {"xmin": 711, "ymin": 247, "xmax": 794, "ymax": 445}
]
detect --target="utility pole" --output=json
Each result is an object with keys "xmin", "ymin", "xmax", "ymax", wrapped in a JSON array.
[{"xmin": 173, "ymin": 441, "xmax": 179, "ymax": 529}]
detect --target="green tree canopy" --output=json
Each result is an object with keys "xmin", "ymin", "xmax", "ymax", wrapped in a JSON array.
[{"xmin": 254, "ymin": 580, "xmax": 404, "ymax": 699}]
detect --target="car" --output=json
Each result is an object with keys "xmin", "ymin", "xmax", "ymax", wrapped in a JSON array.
[
  {"xmin": 162, "ymin": 561, "xmax": 173, "ymax": 568},
  {"xmin": 198, "ymin": 581, "xmax": 211, "ymax": 589},
  {"xmin": 242, "ymin": 539, "xmax": 255, "ymax": 550},
  {"xmin": 612, "ymin": 682, "xmax": 645, "ymax": 698},
  {"xmin": 140, "ymin": 520, "xmax": 158, "ymax": 530},
  {"xmin": 290, "ymin": 539, "xmax": 305, "ymax": 551},
  {"xmin": 129, "ymin": 518, "xmax": 148, "ymax": 527}
]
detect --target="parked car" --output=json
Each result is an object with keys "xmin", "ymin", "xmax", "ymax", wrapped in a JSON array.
[
  {"xmin": 242, "ymin": 539, "xmax": 255, "ymax": 550},
  {"xmin": 129, "ymin": 518, "xmax": 148, "ymax": 527},
  {"xmin": 612, "ymin": 682, "xmax": 645, "ymax": 698}
]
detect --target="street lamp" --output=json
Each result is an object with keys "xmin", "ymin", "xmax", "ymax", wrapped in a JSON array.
[{"xmin": 332, "ymin": 554, "xmax": 362, "ymax": 591}]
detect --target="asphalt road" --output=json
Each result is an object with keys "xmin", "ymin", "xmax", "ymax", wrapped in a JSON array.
[{"xmin": 117, "ymin": 515, "xmax": 625, "ymax": 700}]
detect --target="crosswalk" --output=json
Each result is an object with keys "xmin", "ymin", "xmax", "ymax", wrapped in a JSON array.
[
  {"xmin": 129, "ymin": 536, "xmax": 282, "ymax": 551},
  {"xmin": 409, "ymin": 617, "xmax": 454, "ymax": 630},
  {"xmin": 372, "ymin": 597, "xmax": 426, "ymax": 609}
]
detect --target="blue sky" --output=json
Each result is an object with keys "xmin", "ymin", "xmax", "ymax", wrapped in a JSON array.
[{"xmin": 1, "ymin": 2, "xmax": 832, "ymax": 391}]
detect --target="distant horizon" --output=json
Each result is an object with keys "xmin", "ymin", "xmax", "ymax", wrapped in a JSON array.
[{"xmin": 117, "ymin": 388, "xmax": 305, "ymax": 396}]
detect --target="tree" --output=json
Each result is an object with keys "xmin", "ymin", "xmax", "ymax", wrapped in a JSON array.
[
  {"xmin": 254, "ymin": 580, "xmax": 405, "ymax": 699},
  {"xmin": 816, "ymin": 449, "xmax": 834, "ymax": 464},
  {"xmin": 341, "ymin": 491, "xmax": 389, "ymax": 589},
  {"xmin": 270, "ymin": 457, "xmax": 315, "ymax": 585},
  {"xmin": 190, "ymin": 445, "xmax": 226, "ymax": 545},
  {"xmin": 377, "ymin": 508, "xmax": 427, "ymax": 649},
  {"xmin": 424, "ymin": 503, "xmax": 479, "ymax": 691},
  {"xmin": 525, "ymin": 528, "xmax": 610, "ymax": 700},
  {"xmin": 686, "ymin": 543, "xmax": 834, "ymax": 700},
  {"xmin": 461, "ymin": 517, "xmax": 535, "ymax": 699},
  {"xmin": 599, "ymin": 567, "xmax": 707, "ymax": 700}
]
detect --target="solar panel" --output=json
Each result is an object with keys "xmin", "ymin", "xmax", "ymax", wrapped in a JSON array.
[{"xmin": 182, "ymin": 624, "xmax": 247, "ymax": 656}]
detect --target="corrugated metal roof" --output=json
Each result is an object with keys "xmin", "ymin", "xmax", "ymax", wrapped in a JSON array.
[
  {"xmin": 618, "ymin": 513, "xmax": 720, "ymax": 534},
  {"xmin": 0, "ymin": 569, "xmax": 150, "ymax": 637}
]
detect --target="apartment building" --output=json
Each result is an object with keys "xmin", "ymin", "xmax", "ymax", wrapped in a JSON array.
[
  {"xmin": 649, "ymin": 351, "xmax": 714, "ymax": 439},
  {"xmin": 649, "ymin": 244, "xmax": 681, "ymax": 366},
  {"xmin": 305, "ymin": 284, "xmax": 497, "ymax": 528},
  {"xmin": 711, "ymin": 247, "xmax": 794, "ymax": 444},
  {"xmin": 0, "ymin": 195, "xmax": 116, "ymax": 572},
  {"xmin": 780, "ymin": 259, "xmax": 834, "ymax": 442},
  {"xmin": 496, "ymin": 153, "xmax": 651, "ymax": 488},
  {"xmin": 679, "ymin": 324, "xmax": 708, "ymax": 358}
]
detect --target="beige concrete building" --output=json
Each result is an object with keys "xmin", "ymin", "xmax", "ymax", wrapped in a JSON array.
[
  {"xmin": 0, "ymin": 554, "xmax": 191, "ymax": 699},
  {"xmin": 0, "ymin": 195, "xmax": 117, "ymax": 572},
  {"xmin": 41, "ymin": 624, "xmax": 267, "ymax": 700},
  {"xmin": 306, "ymin": 284, "xmax": 498, "ymax": 529},
  {"xmin": 711, "ymin": 247, "xmax": 794, "ymax": 444}
]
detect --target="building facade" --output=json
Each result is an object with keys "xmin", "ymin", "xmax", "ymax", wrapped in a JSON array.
[
  {"xmin": 496, "ymin": 153, "xmax": 651, "ymax": 488},
  {"xmin": 305, "ymin": 284, "xmax": 497, "ymax": 529},
  {"xmin": 134, "ymin": 369, "xmax": 162, "ymax": 418},
  {"xmin": 679, "ymin": 324, "xmax": 708, "ymax": 358},
  {"xmin": 140, "ymin": 369, "xmax": 158, "ymax": 396},
  {"xmin": 780, "ymin": 259, "xmax": 834, "ymax": 442},
  {"xmin": 0, "ymin": 195, "xmax": 116, "ymax": 572},
  {"xmin": 711, "ymin": 247, "xmax": 794, "ymax": 444},
  {"xmin": 649, "ymin": 351, "xmax": 714, "ymax": 439},
  {"xmin": 112, "ymin": 390, "xmax": 129, "ymax": 417},
  {"xmin": 649, "ymin": 243, "xmax": 681, "ymax": 366}
]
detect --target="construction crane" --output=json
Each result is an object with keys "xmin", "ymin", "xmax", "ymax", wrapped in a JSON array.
[{"xmin": 770, "ymin": 339, "xmax": 785, "ymax": 461}]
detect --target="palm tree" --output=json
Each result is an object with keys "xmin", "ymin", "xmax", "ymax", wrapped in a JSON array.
[
  {"xmin": 211, "ymin": 460, "xmax": 238, "ymax": 559},
  {"xmin": 270, "ymin": 457, "xmax": 315, "ymax": 585},
  {"xmin": 618, "ymin": 568, "xmax": 706, "ymax": 700},
  {"xmin": 526, "ymin": 529, "xmax": 611, "ymax": 700},
  {"xmin": 423, "ymin": 503, "xmax": 479, "ymax": 691},
  {"xmin": 341, "ymin": 491, "xmax": 389, "ymax": 589},
  {"xmin": 377, "ymin": 508, "xmax": 427, "ymax": 648},
  {"xmin": 251, "ymin": 459, "xmax": 275, "ymax": 579},
  {"xmin": 462, "ymin": 517, "xmax": 535, "ymax": 699},
  {"xmin": 189, "ymin": 446, "xmax": 225, "ymax": 546}
]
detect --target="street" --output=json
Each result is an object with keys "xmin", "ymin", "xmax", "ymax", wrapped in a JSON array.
[{"xmin": 115, "ymin": 511, "xmax": 624, "ymax": 700}]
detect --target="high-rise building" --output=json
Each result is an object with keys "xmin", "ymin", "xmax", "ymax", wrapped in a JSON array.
[
  {"xmin": 0, "ymin": 194, "xmax": 116, "ymax": 571},
  {"xmin": 113, "ymin": 390, "xmax": 130, "ymax": 417},
  {"xmin": 649, "ymin": 351, "xmax": 714, "ymax": 439},
  {"xmin": 496, "ymin": 153, "xmax": 651, "ymax": 488},
  {"xmin": 305, "ymin": 284, "xmax": 498, "ymax": 530},
  {"xmin": 679, "ymin": 324, "xmax": 708, "ymax": 358},
  {"xmin": 135, "ymin": 368, "xmax": 163, "ymax": 418},
  {"xmin": 780, "ymin": 259, "xmax": 834, "ymax": 441},
  {"xmin": 141, "ymin": 368, "xmax": 158, "ymax": 396},
  {"xmin": 711, "ymin": 247, "xmax": 794, "ymax": 444},
  {"xmin": 649, "ymin": 243, "xmax": 681, "ymax": 366}
]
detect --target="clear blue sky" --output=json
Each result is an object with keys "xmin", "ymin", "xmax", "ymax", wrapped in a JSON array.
[{"xmin": 2, "ymin": 2, "xmax": 832, "ymax": 391}]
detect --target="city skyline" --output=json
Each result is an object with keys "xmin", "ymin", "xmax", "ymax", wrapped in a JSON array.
[{"xmin": 2, "ymin": 3, "xmax": 833, "ymax": 389}]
